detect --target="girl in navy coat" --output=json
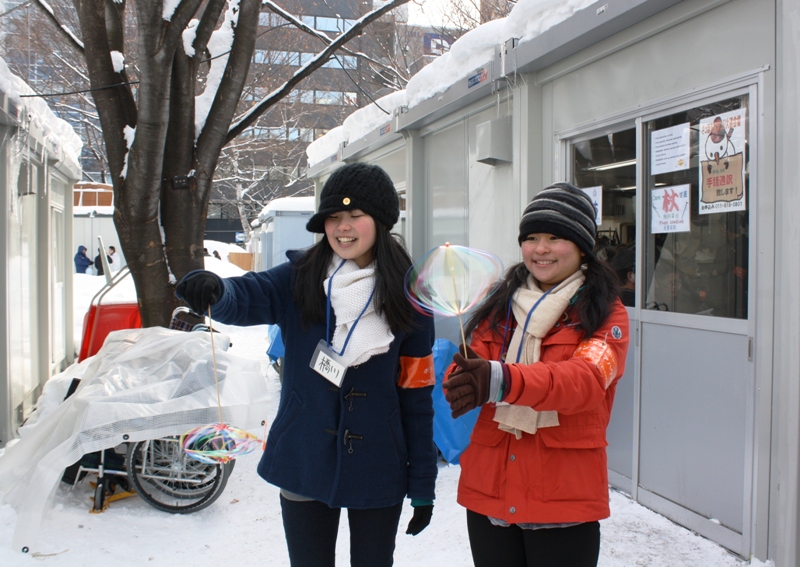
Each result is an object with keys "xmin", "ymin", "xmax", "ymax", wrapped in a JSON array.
[{"xmin": 177, "ymin": 163, "xmax": 437, "ymax": 567}]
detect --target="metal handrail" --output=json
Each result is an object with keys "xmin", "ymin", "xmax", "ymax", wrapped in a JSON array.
[{"xmin": 83, "ymin": 247, "xmax": 135, "ymax": 359}]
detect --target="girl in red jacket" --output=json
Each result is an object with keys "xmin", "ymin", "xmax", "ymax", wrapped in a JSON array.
[{"xmin": 443, "ymin": 183, "xmax": 630, "ymax": 567}]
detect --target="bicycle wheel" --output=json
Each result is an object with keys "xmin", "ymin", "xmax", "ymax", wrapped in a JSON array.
[{"xmin": 125, "ymin": 437, "xmax": 235, "ymax": 514}]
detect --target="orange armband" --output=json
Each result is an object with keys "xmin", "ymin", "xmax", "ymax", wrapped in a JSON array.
[
  {"xmin": 573, "ymin": 338, "xmax": 618, "ymax": 389},
  {"xmin": 398, "ymin": 354, "xmax": 435, "ymax": 388}
]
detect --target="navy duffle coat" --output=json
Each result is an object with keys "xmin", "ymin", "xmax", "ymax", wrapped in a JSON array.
[{"xmin": 209, "ymin": 251, "xmax": 437, "ymax": 509}]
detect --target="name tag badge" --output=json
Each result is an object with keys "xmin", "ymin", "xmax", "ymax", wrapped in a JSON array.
[{"xmin": 310, "ymin": 339, "xmax": 347, "ymax": 387}]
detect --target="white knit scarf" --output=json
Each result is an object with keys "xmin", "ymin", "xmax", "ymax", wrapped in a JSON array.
[
  {"xmin": 493, "ymin": 269, "xmax": 585, "ymax": 438},
  {"xmin": 323, "ymin": 255, "xmax": 393, "ymax": 368}
]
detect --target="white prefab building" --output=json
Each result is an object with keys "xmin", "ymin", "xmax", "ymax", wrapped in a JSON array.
[
  {"xmin": 72, "ymin": 183, "xmax": 126, "ymax": 272},
  {"xmin": 250, "ymin": 196, "xmax": 316, "ymax": 272},
  {"xmin": 306, "ymin": 0, "xmax": 800, "ymax": 564},
  {"xmin": 0, "ymin": 60, "xmax": 82, "ymax": 448}
]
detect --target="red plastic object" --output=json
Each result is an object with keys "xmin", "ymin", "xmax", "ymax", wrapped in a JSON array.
[{"xmin": 78, "ymin": 303, "xmax": 142, "ymax": 361}]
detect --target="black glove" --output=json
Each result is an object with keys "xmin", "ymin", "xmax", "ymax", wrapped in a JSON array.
[
  {"xmin": 406, "ymin": 504, "xmax": 433, "ymax": 536},
  {"xmin": 442, "ymin": 346, "xmax": 491, "ymax": 419},
  {"xmin": 175, "ymin": 271, "xmax": 223, "ymax": 315}
]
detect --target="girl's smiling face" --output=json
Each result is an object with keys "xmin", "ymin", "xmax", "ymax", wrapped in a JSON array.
[
  {"xmin": 520, "ymin": 233, "xmax": 584, "ymax": 291},
  {"xmin": 325, "ymin": 209, "xmax": 377, "ymax": 268}
]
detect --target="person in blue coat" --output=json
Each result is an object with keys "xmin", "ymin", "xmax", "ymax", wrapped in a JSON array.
[
  {"xmin": 74, "ymin": 245, "xmax": 92, "ymax": 274},
  {"xmin": 176, "ymin": 163, "xmax": 437, "ymax": 567}
]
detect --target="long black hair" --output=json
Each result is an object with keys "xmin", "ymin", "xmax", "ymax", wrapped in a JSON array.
[
  {"xmin": 292, "ymin": 226, "xmax": 415, "ymax": 334},
  {"xmin": 464, "ymin": 254, "xmax": 621, "ymax": 340}
]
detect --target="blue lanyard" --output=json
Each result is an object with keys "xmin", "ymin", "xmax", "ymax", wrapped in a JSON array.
[
  {"xmin": 500, "ymin": 299, "xmax": 513, "ymax": 361},
  {"xmin": 325, "ymin": 259, "xmax": 377, "ymax": 357},
  {"xmin": 510, "ymin": 287, "xmax": 555, "ymax": 364}
]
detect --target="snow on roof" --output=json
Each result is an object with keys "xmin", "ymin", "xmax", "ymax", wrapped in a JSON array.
[
  {"xmin": 0, "ymin": 57, "xmax": 83, "ymax": 173},
  {"xmin": 341, "ymin": 90, "xmax": 406, "ymax": 144},
  {"xmin": 306, "ymin": 125, "xmax": 347, "ymax": 168},
  {"xmin": 257, "ymin": 196, "xmax": 316, "ymax": 222},
  {"xmin": 74, "ymin": 206, "xmax": 115, "ymax": 216},
  {"xmin": 405, "ymin": 17, "xmax": 506, "ymax": 109},
  {"xmin": 306, "ymin": 0, "xmax": 596, "ymax": 167},
  {"xmin": 504, "ymin": 0, "xmax": 596, "ymax": 42},
  {"xmin": 307, "ymin": 90, "xmax": 406, "ymax": 165}
]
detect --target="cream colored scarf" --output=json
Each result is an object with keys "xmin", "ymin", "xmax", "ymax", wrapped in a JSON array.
[
  {"xmin": 493, "ymin": 269, "xmax": 585, "ymax": 438},
  {"xmin": 324, "ymin": 255, "xmax": 393, "ymax": 367}
]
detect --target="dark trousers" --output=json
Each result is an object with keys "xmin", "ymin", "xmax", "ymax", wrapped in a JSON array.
[
  {"xmin": 280, "ymin": 495, "xmax": 403, "ymax": 567},
  {"xmin": 466, "ymin": 510, "xmax": 601, "ymax": 567}
]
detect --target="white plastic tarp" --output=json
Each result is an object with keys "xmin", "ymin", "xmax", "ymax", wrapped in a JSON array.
[{"xmin": 0, "ymin": 327, "xmax": 271, "ymax": 551}]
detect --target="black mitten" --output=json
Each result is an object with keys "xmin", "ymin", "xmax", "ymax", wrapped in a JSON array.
[
  {"xmin": 175, "ymin": 271, "xmax": 223, "ymax": 314},
  {"xmin": 406, "ymin": 504, "xmax": 433, "ymax": 536}
]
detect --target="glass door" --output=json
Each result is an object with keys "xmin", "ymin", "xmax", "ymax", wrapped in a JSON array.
[
  {"xmin": 571, "ymin": 125, "xmax": 637, "ymax": 491},
  {"xmin": 637, "ymin": 92, "xmax": 753, "ymax": 553},
  {"xmin": 568, "ymin": 91, "xmax": 755, "ymax": 555},
  {"xmin": 644, "ymin": 95, "xmax": 749, "ymax": 318}
]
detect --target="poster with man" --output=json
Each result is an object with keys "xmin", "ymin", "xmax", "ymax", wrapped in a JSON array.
[{"xmin": 698, "ymin": 108, "xmax": 747, "ymax": 214}]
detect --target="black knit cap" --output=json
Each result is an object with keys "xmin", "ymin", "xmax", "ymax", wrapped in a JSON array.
[
  {"xmin": 306, "ymin": 163, "xmax": 400, "ymax": 233},
  {"xmin": 518, "ymin": 182, "xmax": 597, "ymax": 256}
]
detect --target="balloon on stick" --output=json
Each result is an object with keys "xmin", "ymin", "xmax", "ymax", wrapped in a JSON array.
[
  {"xmin": 405, "ymin": 243, "xmax": 504, "ymax": 354},
  {"xmin": 180, "ymin": 306, "xmax": 263, "ymax": 464}
]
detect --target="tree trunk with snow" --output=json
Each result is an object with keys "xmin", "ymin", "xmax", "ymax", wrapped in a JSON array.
[{"xmin": 64, "ymin": 0, "xmax": 411, "ymax": 327}]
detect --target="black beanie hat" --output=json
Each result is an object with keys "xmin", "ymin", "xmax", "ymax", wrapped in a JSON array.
[
  {"xmin": 518, "ymin": 182, "xmax": 597, "ymax": 256},
  {"xmin": 306, "ymin": 163, "xmax": 400, "ymax": 233}
]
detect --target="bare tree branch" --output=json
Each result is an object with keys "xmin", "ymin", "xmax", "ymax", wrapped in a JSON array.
[
  {"xmin": 228, "ymin": 0, "xmax": 411, "ymax": 143},
  {"xmin": 33, "ymin": 0, "xmax": 85, "ymax": 52},
  {"xmin": 262, "ymin": 1, "xmax": 407, "ymax": 95}
]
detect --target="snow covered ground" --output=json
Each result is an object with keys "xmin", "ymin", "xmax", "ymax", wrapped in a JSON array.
[{"xmin": 0, "ymin": 244, "xmax": 769, "ymax": 566}]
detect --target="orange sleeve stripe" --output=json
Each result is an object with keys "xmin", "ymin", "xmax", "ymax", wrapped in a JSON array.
[
  {"xmin": 573, "ymin": 338, "xmax": 619, "ymax": 389},
  {"xmin": 398, "ymin": 354, "xmax": 435, "ymax": 388}
]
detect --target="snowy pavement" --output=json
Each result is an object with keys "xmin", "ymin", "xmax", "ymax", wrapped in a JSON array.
[{"xmin": 0, "ymin": 262, "xmax": 768, "ymax": 566}]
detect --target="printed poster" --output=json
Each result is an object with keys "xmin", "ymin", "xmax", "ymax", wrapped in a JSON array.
[
  {"xmin": 651, "ymin": 122, "xmax": 691, "ymax": 175},
  {"xmin": 651, "ymin": 184, "xmax": 691, "ymax": 234},
  {"xmin": 581, "ymin": 186, "xmax": 603, "ymax": 225},
  {"xmin": 699, "ymin": 108, "xmax": 747, "ymax": 215}
]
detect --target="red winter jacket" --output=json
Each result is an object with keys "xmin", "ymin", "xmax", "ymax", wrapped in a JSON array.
[{"xmin": 446, "ymin": 300, "xmax": 629, "ymax": 524}]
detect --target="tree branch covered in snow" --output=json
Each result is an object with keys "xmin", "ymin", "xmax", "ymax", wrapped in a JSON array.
[{"xmin": 32, "ymin": 0, "xmax": 84, "ymax": 52}]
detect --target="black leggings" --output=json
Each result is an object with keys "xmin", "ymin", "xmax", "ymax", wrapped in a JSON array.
[
  {"xmin": 466, "ymin": 510, "xmax": 601, "ymax": 567},
  {"xmin": 280, "ymin": 495, "xmax": 403, "ymax": 567}
]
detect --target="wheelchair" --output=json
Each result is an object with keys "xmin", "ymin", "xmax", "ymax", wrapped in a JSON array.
[{"xmin": 60, "ymin": 307, "xmax": 236, "ymax": 514}]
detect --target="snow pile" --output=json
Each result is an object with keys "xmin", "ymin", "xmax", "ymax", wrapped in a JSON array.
[
  {"xmin": 110, "ymin": 51, "xmax": 125, "ymax": 73},
  {"xmin": 0, "ymin": 257, "xmax": 766, "ymax": 565},
  {"xmin": 195, "ymin": 1, "xmax": 241, "ymax": 137},
  {"xmin": 202, "ymin": 256, "xmax": 246, "ymax": 277},
  {"xmin": 307, "ymin": 0, "xmax": 599, "ymax": 166},
  {"xmin": 0, "ymin": 57, "xmax": 83, "ymax": 173},
  {"xmin": 162, "ymin": 0, "xmax": 182, "ymax": 21},
  {"xmin": 203, "ymin": 239, "xmax": 248, "ymax": 270},
  {"xmin": 258, "ymin": 196, "xmax": 316, "ymax": 217},
  {"xmin": 183, "ymin": 19, "xmax": 200, "ymax": 56},
  {"xmin": 306, "ymin": 125, "xmax": 347, "ymax": 166},
  {"xmin": 503, "ymin": 0, "xmax": 596, "ymax": 41},
  {"xmin": 341, "ymin": 90, "xmax": 406, "ymax": 143},
  {"xmin": 406, "ymin": 18, "xmax": 506, "ymax": 108},
  {"xmin": 73, "ymin": 205, "xmax": 114, "ymax": 216}
]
